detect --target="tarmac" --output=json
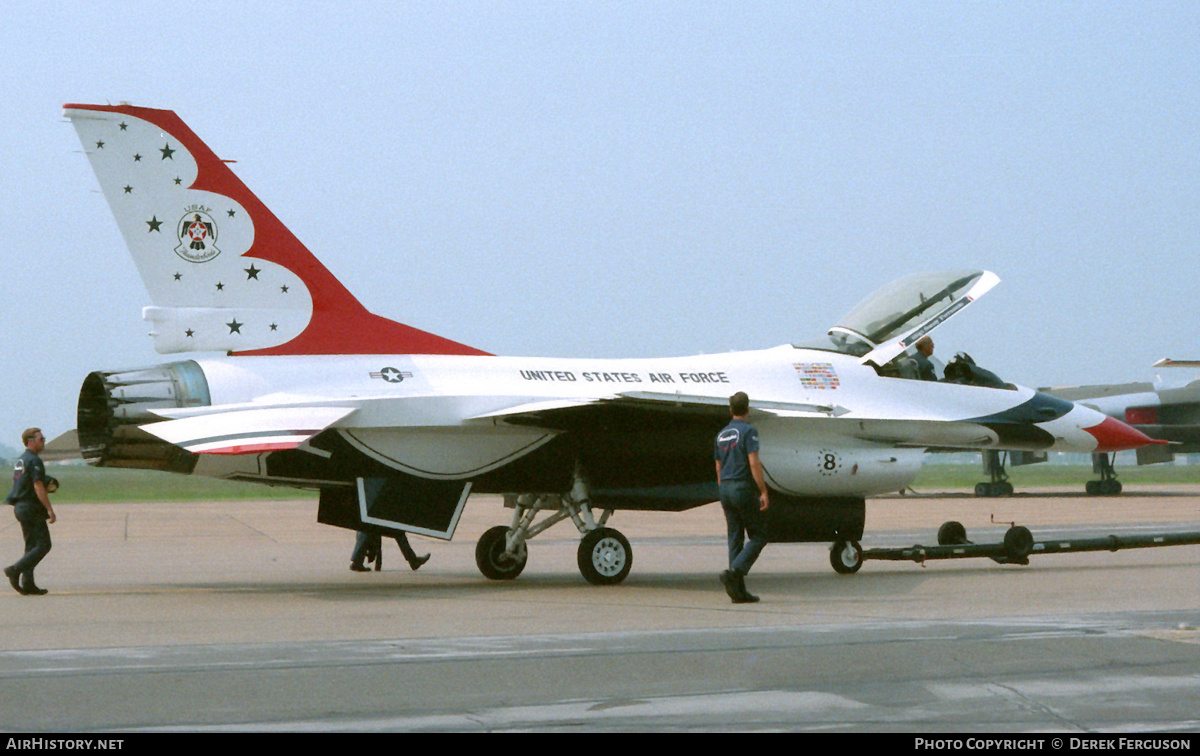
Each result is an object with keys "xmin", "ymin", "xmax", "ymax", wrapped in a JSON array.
[{"xmin": 2, "ymin": 486, "xmax": 1199, "ymax": 731}]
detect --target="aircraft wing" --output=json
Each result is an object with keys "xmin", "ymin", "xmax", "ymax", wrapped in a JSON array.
[
  {"xmin": 471, "ymin": 392, "xmax": 1008, "ymax": 451},
  {"xmin": 139, "ymin": 406, "xmax": 357, "ymax": 454},
  {"xmin": 616, "ymin": 391, "xmax": 850, "ymax": 417},
  {"xmin": 1040, "ymin": 382, "xmax": 1156, "ymax": 402},
  {"xmin": 468, "ymin": 391, "xmax": 848, "ymax": 429}
]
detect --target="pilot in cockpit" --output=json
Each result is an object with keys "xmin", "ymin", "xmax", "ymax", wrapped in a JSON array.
[
  {"xmin": 913, "ymin": 337, "xmax": 937, "ymax": 381},
  {"xmin": 890, "ymin": 336, "xmax": 941, "ymax": 381}
]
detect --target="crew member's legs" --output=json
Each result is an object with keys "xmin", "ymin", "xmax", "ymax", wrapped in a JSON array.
[
  {"xmin": 394, "ymin": 533, "xmax": 430, "ymax": 570},
  {"xmin": 350, "ymin": 531, "xmax": 372, "ymax": 572},
  {"xmin": 9, "ymin": 504, "xmax": 51, "ymax": 594},
  {"xmin": 718, "ymin": 482, "xmax": 762, "ymax": 603}
]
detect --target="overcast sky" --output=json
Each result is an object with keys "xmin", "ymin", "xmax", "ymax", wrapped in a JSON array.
[{"xmin": 2, "ymin": 1, "xmax": 1197, "ymax": 447}]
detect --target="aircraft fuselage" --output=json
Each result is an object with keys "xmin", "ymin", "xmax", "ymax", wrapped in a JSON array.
[{"xmin": 82, "ymin": 345, "xmax": 1120, "ymax": 509}]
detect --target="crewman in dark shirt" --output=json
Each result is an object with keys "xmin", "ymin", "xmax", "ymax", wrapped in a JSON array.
[
  {"xmin": 5, "ymin": 428, "xmax": 57, "ymax": 596},
  {"xmin": 714, "ymin": 392, "xmax": 770, "ymax": 603}
]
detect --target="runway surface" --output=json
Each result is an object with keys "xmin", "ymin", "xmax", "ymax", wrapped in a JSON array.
[{"xmin": 2, "ymin": 486, "xmax": 1199, "ymax": 731}]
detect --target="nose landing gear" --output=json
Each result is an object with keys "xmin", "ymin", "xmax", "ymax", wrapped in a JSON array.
[
  {"xmin": 974, "ymin": 450, "xmax": 1014, "ymax": 497},
  {"xmin": 829, "ymin": 540, "xmax": 863, "ymax": 574},
  {"xmin": 1084, "ymin": 453, "xmax": 1123, "ymax": 496}
]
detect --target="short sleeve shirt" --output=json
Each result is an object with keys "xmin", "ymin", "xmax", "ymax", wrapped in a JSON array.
[
  {"xmin": 714, "ymin": 419, "xmax": 759, "ymax": 483},
  {"xmin": 914, "ymin": 352, "xmax": 937, "ymax": 381},
  {"xmin": 7, "ymin": 449, "xmax": 45, "ymax": 505}
]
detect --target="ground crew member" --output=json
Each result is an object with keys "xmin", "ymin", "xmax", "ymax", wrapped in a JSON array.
[
  {"xmin": 350, "ymin": 530, "xmax": 430, "ymax": 572},
  {"xmin": 714, "ymin": 392, "xmax": 770, "ymax": 603},
  {"xmin": 5, "ymin": 428, "xmax": 56, "ymax": 596}
]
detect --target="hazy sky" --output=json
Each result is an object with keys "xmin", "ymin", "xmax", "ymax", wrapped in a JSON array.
[{"xmin": 2, "ymin": 1, "xmax": 1197, "ymax": 447}]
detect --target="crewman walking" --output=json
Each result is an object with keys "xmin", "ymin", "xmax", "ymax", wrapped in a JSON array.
[
  {"xmin": 5, "ymin": 428, "xmax": 57, "ymax": 596},
  {"xmin": 714, "ymin": 392, "xmax": 770, "ymax": 603}
]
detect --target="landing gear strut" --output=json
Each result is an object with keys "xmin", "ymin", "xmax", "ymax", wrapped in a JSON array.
[
  {"xmin": 1085, "ymin": 453, "xmax": 1123, "ymax": 496},
  {"xmin": 974, "ymin": 450, "xmax": 1013, "ymax": 497},
  {"xmin": 474, "ymin": 462, "xmax": 633, "ymax": 585}
]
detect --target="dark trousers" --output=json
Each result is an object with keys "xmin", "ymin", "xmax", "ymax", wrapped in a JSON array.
[
  {"xmin": 352, "ymin": 531, "xmax": 420, "ymax": 568},
  {"xmin": 720, "ymin": 480, "xmax": 766, "ymax": 575},
  {"xmin": 11, "ymin": 501, "xmax": 51, "ymax": 585}
]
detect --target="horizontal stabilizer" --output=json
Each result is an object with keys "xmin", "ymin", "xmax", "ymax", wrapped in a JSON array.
[
  {"xmin": 42, "ymin": 430, "xmax": 82, "ymax": 462},
  {"xmin": 140, "ymin": 406, "xmax": 355, "ymax": 455}
]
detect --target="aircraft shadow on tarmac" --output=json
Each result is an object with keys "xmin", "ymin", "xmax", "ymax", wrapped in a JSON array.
[{"xmin": 147, "ymin": 559, "xmax": 1183, "ymax": 603}]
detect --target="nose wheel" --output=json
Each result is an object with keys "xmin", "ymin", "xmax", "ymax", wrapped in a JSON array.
[
  {"xmin": 975, "ymin": 451, "xmax": 1014, "ymax": 497},
  {"xmin": 830, "ymin": 539, "xmax": 863, "ymax": 574},
  {"xmin": 1085, "ymin": 453, "xmax": 1122, "ymax": 495}
]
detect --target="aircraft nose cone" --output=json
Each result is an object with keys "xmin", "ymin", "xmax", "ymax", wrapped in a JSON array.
[{"xmin": 1084, "ymin": 416, "xmax": 1164, "ymax": 452}]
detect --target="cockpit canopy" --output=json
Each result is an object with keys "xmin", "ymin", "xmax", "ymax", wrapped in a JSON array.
[{"xmin": 797, "ymin": 270, "xmax": 988, "ymax": 357}]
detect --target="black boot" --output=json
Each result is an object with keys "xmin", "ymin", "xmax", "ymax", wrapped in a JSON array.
[
  {"xmin": 719, "ymin": 570, "xmax": 740, "ymax": 602},
  {"xmin": 409, "ymin": 554, "xmax": 431, "ymax": 571},
  {"xmin": 734, "ymin": 572, "xmax": 759, "ymax": 604},
  {"xmin": 4, "ymin": 566, "xmax": 21, "ymax": 595}
]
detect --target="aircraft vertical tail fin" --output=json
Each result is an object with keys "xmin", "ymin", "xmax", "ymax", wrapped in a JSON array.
[{"xmin": 64, "ymin": 103, "xmax": 487, "ymax": 357}]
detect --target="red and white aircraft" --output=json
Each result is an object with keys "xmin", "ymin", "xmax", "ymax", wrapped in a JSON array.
[
  {"xmin": 63, "ymin": 103, "xmax": 1156, "ymax": 583},
  {"xmin": 1024, "ymin": 359, "xmax": 1200, "ymax": 495}
]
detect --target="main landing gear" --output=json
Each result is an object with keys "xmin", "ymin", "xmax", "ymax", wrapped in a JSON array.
[{"xmin": 474, "ymin": 464, "xmax": 633, "ymax": 585}]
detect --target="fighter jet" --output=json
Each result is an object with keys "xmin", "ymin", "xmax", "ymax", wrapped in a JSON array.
[
  {"xmin": 1030, "ymin": 360, "xmax": 1200, "ymax": 495},
  {"xmin": 61, "ymin": 104, "xmax": 1156, "ymax": 582}
]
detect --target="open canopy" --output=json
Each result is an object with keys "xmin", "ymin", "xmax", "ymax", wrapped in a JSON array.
[{"xmin": 797, "ymin": 270, "xmax": 998, "ymax": 366}]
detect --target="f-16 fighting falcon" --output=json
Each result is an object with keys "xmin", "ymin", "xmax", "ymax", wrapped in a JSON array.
[{"xmin": 61, "ymin": 104, "xmax": 1156, "ymax": 584}]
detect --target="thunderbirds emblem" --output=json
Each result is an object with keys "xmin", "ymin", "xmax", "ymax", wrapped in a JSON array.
[{"xmin": 175, "ymin": 207, "xmax": 221, "ymax": 263}]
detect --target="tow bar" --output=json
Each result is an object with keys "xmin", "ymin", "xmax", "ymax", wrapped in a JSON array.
[{"xmin": 831, "ymin": 519, "xmax": 1200, "ymax": 573}]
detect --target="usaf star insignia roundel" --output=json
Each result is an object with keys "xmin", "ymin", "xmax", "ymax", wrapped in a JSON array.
[{"xmin": 370, "ymin": 367, "xmax": 413, "ymax": 383}]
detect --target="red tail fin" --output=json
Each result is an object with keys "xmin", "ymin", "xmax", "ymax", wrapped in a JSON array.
[{"xmin": 65, "ymin": 103, "xmax": 488, "ymax": 357}]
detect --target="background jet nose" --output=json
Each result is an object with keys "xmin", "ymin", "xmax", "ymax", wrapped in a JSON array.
[{"xmin": 1084, "ymin": 416, "xmax": 1165, "ymax": 452}]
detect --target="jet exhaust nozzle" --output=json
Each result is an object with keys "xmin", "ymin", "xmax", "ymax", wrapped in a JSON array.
[{"xmin": 77, "ymin": 360, "xmax": 212, "ymax": 472}]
